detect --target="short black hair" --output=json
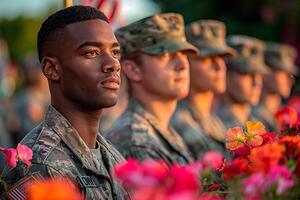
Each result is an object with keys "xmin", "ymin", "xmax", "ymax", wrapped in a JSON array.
[{"xmin": 37, "ymin": 6, "xmax": 109, "ymax": 62}]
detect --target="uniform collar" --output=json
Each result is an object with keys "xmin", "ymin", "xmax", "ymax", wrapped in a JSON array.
[
  {"xmin": 128, "ymin": 98, "xmax": 189, "ymax": 156},
  {"xmin": 44, "ymin": 105, "xmax": 110, "ymax": 178}
]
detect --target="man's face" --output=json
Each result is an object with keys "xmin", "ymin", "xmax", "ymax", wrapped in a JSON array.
[
  {"xmin": 264, "ymin": 70, "xmax": 294, "ymax": 98},
  {"xmin": 227, "ymin": 71, "xmax": 263, "ymax": 105},
  {"xmin": 56, "ymin": 19, "xmax": 121, "ymax": 109},
  {"xmin": 189, "ymin": 55, "xmax": 227, "ymax": 94},
  {"xmin": 139, "ymin": 51, "xmax": 190, "ymax": 100}
]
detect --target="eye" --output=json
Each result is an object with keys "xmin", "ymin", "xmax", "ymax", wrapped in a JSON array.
[
  {"xmin": 83, "ymin": 50, "xmax": 100, "ymax": 58},
  {"xmin": 112, "ymin": 48, "xmax": 121, "ymax": 59}
]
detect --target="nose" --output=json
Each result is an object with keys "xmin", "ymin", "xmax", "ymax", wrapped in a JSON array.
[
  {"xmin": 252, "ymin": 73, "xmax": 262, "ymax": 87},
  {"xmin": 174, "ymin": 51, "xmax": 189, "ymax": 71},
  {"xmin": 102, "ymin": 52, "xmax": 121, "ymax": 74},
  {"xmin": 213, "ymin": 56, "xmax": 226, "ymax": 72}
]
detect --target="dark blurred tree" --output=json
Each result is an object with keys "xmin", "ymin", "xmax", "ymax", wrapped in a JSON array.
[{"xmin": 0, "ymin": 17, "xmax": 41, "ymax": 60}]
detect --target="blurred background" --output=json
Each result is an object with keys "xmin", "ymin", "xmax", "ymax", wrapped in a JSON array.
[{"xmin": 0, "ymin": 0, "xmax": 299, "ymax": 149}]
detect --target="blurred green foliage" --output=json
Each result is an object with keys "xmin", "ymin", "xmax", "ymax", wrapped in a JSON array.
[{"xmin": 0, "ymin": 17, "xmax": 42, "ymax": 60}]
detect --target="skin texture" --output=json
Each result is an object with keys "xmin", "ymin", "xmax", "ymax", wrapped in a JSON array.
[
  {"xmin": 263, "ymin": 70, "xmax": 294, "ymax": 98},
  {"xmin": 122, "ymin": 51, "xmax": 190, "ymax": 129},
  {"xmin": 41, "ymin": 19, "xmax": 121, "ymax": 148},
  {"xmin": 227, "ymin": 71, "xmax": 263, "ymax": 106},
  {"xmin": 189, "ymin": 55, "xmax": 227, "ymax": 94}
]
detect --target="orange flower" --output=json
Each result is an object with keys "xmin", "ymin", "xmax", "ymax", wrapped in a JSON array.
[
  {"xmin": 245, "ymin": 121, "xmax": 266, "ymax": 147},
  {"xmin": 249, "ymin": 143, "xmax": 285, "ymax": 173},
  {"xmin": 226, "ymin": 127, "xmax": 247, "ymax": 150},
  {"xmin": 26, "ymin": 179, "xmax": 83, "ymax": 200}
]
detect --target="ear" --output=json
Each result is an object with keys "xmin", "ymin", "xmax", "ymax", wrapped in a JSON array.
[
  {"xmin": 41, "ymin": 57, "xmax": 60, "ymax": 81},
  {"xmin": 121, "ymin": 60, "xmax": 143, "ymax": 82}
]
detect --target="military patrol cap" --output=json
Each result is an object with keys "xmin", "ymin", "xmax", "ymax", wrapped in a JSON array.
[
  {"xmin": 115, "ymin": 13, "xmax": 199, "ymax": 57},
  {"xmin": 264, "ymin": 42, "xmax": 298, "ymax": 75},
  {"xmin": 226, "ymin": 35, "xmax": 270, "ymax": 74},
  {"xmin": 185, "ymin": 20, "xmax": 236, "ymax": 58}
]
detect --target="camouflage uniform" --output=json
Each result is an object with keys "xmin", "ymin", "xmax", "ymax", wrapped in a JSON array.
[
  {"xmin": 252, "ymin": 42, "xmax": 298, "ymax": 132},
  {"xmin": 104, "ymin": 13, "xmax": 197, "ymax": 165},
  {"xmin": 1, "ymin": 105, "xmax": 129, "ymax": 200},
  {"xmin": 105, "ymin": 98, "xmax": 193, "ymax": 165},
  {"xmin": 171, "ymin": 20, "xmax": 235, "ymax": 159},
  {"xmin": 218, "ymin": 35, "xmax": 270, "ymax": 129}
]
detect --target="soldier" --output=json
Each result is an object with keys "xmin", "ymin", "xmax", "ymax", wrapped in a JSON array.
[
  {"xmin": 104, "ymin": 13, "xmax": 198, "ymax": 165},
  {"xmin": 252, "ymin": 42, "xmax": 298, "ymax": 132},
  {"xmin": 1, "ymin": 6, "xmax": 130, "ymax": 200},
  {"xmin": 171, "ymin": 20, "xmax": 236, "ymax": 159},
  {"xmin": 217, "ymin": 35, "xmax": 270, "ymax": 129}
]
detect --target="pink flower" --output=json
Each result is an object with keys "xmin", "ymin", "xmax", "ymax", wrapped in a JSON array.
[
  {"xmin": 265, "ymin": 165, "xmax": 294, "ymax": 195},
  {"xmin": 112, "ymin": 159, "xmax": 169, "ymax": 189},
  {"xmin": 243, "ymin": 173, "xmax": 266, "ymax": 199},
  {"xmin": 0, "ymin": 144, "xmax": 32, "ymax": 169},
  {"xmin": 203, "ymin": 151, "xmax": 224, "ymax": 171},
  {"xmin": 17, "ymin": 144, "xmax": 33, "ymax": 166},
  {"xmin": 0, "ymin": 148, "xmax": 17, "ymax": 168}
]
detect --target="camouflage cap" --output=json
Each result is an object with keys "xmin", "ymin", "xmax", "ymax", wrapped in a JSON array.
[
  {"xmin": 264, "ymin": 42, "xmax": 298, "ymax": 75},
  {"xmin": 226, "ymin": 35, "xmax": 270, "ymax": 75},
  {"xmin": 185, "ymin": 20, "xmax": 236, "ymax": 58},
  {"xmin": 115, "ymin": 13, "xmax": 199, "ymax": 57}
]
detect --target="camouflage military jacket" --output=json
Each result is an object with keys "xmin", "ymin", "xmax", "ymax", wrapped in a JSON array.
[
  {"xmin": 0, "ymin": 105, "xmax": 129, "ymax": 200},
  {"xmin": 171, "ymin": 100, "xmax": 229, "ymax": 160},
  {"xmin": 251, "ymin": 104, "xmax": 280, "ymax": 132},
  {"xmin": 104, "ymin": 98, "xmax": 193, "ymax": 165}
]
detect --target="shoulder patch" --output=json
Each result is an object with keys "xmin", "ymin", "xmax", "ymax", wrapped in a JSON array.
[{"xmin": 5, "ymin": 173, "xmax": 41, "ymax": 200}]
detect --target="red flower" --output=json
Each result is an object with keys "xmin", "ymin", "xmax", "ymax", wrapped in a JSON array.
[
  {"xmin": 275, "ymin": 106, "xmax": 298, "ymax": 127},
  {"xmin": 223, "ymin": 158, "xmax": 249, "ymax": 180},
  {"xmin": 249, "ymin": 143, "xmax": 285, "ymax": 173}
]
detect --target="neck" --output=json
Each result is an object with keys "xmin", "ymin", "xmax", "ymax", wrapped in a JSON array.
[
  {"xmin": 227, "ymin": 100, "xmax": 251, "ymax": 124},
  {"xmin": 262, "ymin": 92, "xmax": 282, "ymax": 114},
  {"xmin": 51, "ymin": 98, "xmax": 102, "ymax": 149},
  {"xmin": 188, "ymin": 89, "xmax": 214, "ymax": 116},
  {"xmin": 132, "ymin": 93, "xmax": 177, "ymax": 130}
]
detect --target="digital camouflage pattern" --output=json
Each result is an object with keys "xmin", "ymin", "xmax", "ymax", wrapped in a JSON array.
[
  {"xmin": 185, "ymin": 20, "xmax": 236, "ymax": 58},
  {"xmin": 0, "ymin": 105, "xmax": 130, "ymax": 200},
  {"xmin": 115, "ymin": 13, "xmax": 199, "ymax": 57},
  {"xmin": 251, "ymin": 104, "xmax": 280, "ymax": 132},
  {"xmin": 265, "ymin": 42, "xmax": 298, "ymax": 75},
  {"xmin": 171, "ymin": 100, "xmax": 230, "ymax": 160},
  {"xmin": 226, "ymin": 35, "xmax": 270, "ymax": 75},
  {"xmin": 104, "ymin": 98, "xmax": 193, "ymax": 166}
]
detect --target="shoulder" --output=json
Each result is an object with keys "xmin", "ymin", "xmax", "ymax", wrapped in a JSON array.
[{"xmin": 104, "ymin": 110, "xmax": 157, "ymax": 147}]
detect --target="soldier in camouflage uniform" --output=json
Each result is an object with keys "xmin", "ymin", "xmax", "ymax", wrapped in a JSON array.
[
  {"xmin": 252, "ymin": 42, "xmax": 298, "ymax": 132},
  {"xmin": 217, "ymin": 35, "xmax": 270, "ymax": 129},
  {"xmin": 104, "ymin": 13, "xmax": 198, "ymax": 165},
  {"xmin": 171, "ymin": 20, "xmax": 236, "ymax": 159},
  {"xmin": 1, "ymin": 6, "xmax": 130, "ymax": 200}
]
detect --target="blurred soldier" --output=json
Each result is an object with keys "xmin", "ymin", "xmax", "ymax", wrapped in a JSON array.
[
  {"xmin": 252, "ymin": 42, "xmax": 298, "ymax": 132},
  {"xmin": 11, "ymin": 55, "xmax": 50, "ymax": 142},
  {"xmin": 171, "ymin": 20, "xmax": 236, "ymax": 159},
  {"xmin": 1, "ymin": 6, "xmax": 130, "ymax": 199},
  {"xmin": 105, "ymin": 13, "xmax": 198, "ymax": 165},
  {"xmin": 218, "ymin": 35, "xmax": 270, "ymax": 129}
]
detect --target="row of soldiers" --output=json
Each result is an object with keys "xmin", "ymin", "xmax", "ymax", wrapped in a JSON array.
[
  {"xmin": 0, "ymin": 6, "xmax": 297, "ymax": 200},
  {"xmin": 103, "ymin": 13, "xmax": 297, "ymax": 161}
]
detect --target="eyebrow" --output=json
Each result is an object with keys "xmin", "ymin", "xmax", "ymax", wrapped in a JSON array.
[{"xmin": 77, "ymin": 41, "xmax": 120, "ymax": 50}]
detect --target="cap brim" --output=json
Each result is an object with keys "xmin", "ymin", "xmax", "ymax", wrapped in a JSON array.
[
  {"xmin": 141, "ymin": 39, "xmax": 199, "ymax": 55},
  {"xmin": 198, "ymin": 44, "xmax": 236, "ymax": 58},
  {"xmin": 271, "ymin": 63, "xmax": 299, "ymax": 75},
  {"xmin": 227, "ymin": 61, "xmax": 271, "ymax": 75}
]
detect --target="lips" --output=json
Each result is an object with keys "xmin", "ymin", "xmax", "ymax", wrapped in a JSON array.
[{"xmin": 101, "ymin": 76, "xmax": 120, "ymax": 90}]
